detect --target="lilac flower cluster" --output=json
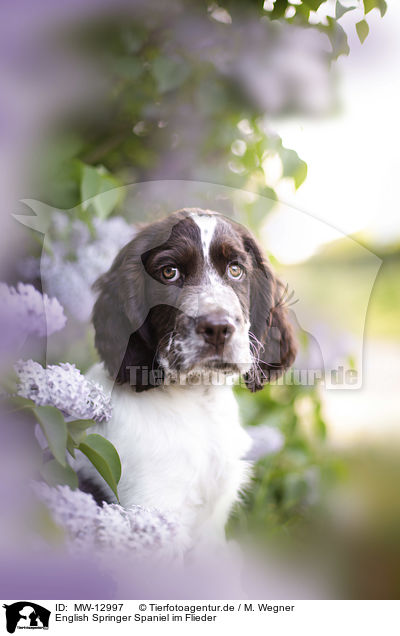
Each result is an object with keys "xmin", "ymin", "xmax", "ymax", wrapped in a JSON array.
[
  {"xmin": 244, "ymin": 425, "xmax": 284, "ymax": 462},
  {"xmin": 21, "ymin": 214, "xmax": 135, "ymax": 322},
  {"xmin": 0, "ymin": 282, "xmax": 66, "ymax": 342},
  {"xmin": 34, "ymin": 483, "xmax": 180, "ymax": 557},
  {"xmin": 15, "ymin": 359, "xmax": 112, "ymax": 423}
]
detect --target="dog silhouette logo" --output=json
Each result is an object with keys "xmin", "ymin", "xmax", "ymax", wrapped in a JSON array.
[{"xmin": 2, "ymin": 602, "xmax": 50, "ymax": 633}]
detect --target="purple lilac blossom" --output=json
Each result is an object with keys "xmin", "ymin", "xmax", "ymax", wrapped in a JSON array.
[
  {"xmin": 0, "ymin": 282, "xmax": 66, "ymax": 344},
  {"xmin": 244, "ymin": 425, "xmax": 284, "ymax": 462},
  {"xmin": 34, "ymin": 483, "xmax": 180, "ymax": 557},
  {"xmin": 15, "ymin": 359, "xmax": 112, "ymax": 423},
  {"xmin": 24, "ymin": 214, "xmax": 135, "ymax": 322}
]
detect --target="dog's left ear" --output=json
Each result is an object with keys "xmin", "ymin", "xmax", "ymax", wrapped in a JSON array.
[{"xmin": 242, "ymin": 232, "xmax": 297, "ymax": 392}]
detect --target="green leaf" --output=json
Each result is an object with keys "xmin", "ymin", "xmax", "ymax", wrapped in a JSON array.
[
  {"xmin": 326, "ymin": 17, "xmax": 350, "ymax": 59},
  {"xmin": 335, "ymin": 1, "xmax": 356, "ymax": 19},
  {"xmin": 315, "ymin": 415, "xmax": 327, "ymax": 440},
  {"xmin": 364, "ymin": 0, "xmax": 387, "ymax": 16},
  {"xmin": 41, "ymin": 459, "xmax": 79, "ymax": 489},
  {"xmin": 245, "ymin": 193, "xmax": 276, "ymax": 229},
  {"xmin": 78, "ymin": 434, "xmax": 121, "ymax": 501},
  {"xmin": 5, "ymin": 395, "xmax": 35, "ymax": 414},
  {"xmin": 66, "ymin": 434, "xmax": 76, "ymax": 458},
  {"xmin": 33, "ymin": 406, "xmax": 67, "ymax": 467},
  {"xmin": 303, "ymin": 0, "xmax": 325, "ymax": 10},
  {"xmin": 151, "ymin": 56, "xmax": 190, "ymax": 93},
  {"xmin": 67, "ymin": 419, "xmax": 95, "ymax": 445},
  {"xmin": 379, "ymin": 0, "xmax": 387, "ymax": 16},
  {"xmin": 260, "ymin": 186, "xmax": 278, "ymax": 203},
  {"xmin": 80, "ymin": 163, "xmax": 121, "ymax": 220},
  {"xmin": 356, "ymin": 19, "xmax": 369, "ymax": 43},
  {"xmin": 281, "ymin": 147, "xmax": 308, "ymax": 188},
  {"xmin": 107, "ymin": 56, "xmax": 143, "ymax": 80},
  {"xmin": 268, "ymin": 0, "xmax": 289, "ymax": 19},
  {"xmin": 293, "ymin": 3, "xmax": 310, "ymax": 19}
]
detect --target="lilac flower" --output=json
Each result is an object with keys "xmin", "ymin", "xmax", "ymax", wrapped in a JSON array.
[
  {"xmin": 41, "ymin": 256, "xmax": 96, "ymax": 324},
  {"xmin": 34, "ymin": 483, "xmax": 99, "ymax": 549},
  {"xmin": 92, "ymin": 216, "xmax": 134, "ymax": 245},
  {"xmin": 95, "ymin": 503, "xmax": 178, "ymax": 553},
  {"xmin": 69, "ymin": 219, "xmax": 91, "ymax": 251},
  {"xmin": 51, "ymin": 210, "xmax": 70, "ymax": 238},
  {"xmin": 0, "ymin": 283, "xmax": 66, "ymax": 346},
  {"xmin": 38, "ymin": 214, "xmax": 135, "ymax": 322},
  {"xmin": 34, "ymin": 483, "xmax": 180, "ymax": 556},
  {"xmin": 244, "ymin": 425, "xmax": 284, "ymax": 462},
  {"xmin": 15, "ymin": 359, "xmax": 112, "ymax": 423}
]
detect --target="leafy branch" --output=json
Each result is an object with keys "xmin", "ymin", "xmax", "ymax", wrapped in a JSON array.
[{"xmin": 5, "ymin": 388, "xmax": 121, "ymax": 501}]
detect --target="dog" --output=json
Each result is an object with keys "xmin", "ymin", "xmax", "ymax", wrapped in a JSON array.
[{"xmin": 76, "ymin": 208, "xmax": 297, "ymax": 553}]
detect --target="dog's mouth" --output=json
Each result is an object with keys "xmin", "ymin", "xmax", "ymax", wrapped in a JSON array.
[
  {"xmin": 166, "ymin": 349, "xmax": 246, "ymax": 376},
  {"xmin": 158, "ymin": 325, "xmax": 253, "ymax": 377},
  {"xmin": 166, "ymin": 355, "xmax": 240, "ymax": 373},
  {"xmin": 202, "ymin": 358, "xmax": 239, "ymax": 371}
]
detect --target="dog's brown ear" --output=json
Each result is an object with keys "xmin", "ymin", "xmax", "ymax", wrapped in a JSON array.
[
  {"xmin": 242, "ymin": 233, "xmax": 297, "ymax": 392},
  {"xmin": 92, "ymin": 238, "xmax": 162, "ymax": 391},
  {"xmin": 92, "ymin": 247, "xmax": 131, "ymax": 382}
]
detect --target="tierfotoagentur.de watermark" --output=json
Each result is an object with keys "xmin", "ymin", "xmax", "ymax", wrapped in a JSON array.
[{"xmin": 126, "ymin": 364, "xmax": 359, "ymax": 389}]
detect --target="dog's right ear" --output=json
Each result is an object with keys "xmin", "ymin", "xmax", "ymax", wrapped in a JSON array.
[
  {"xmin": 92, "ymin": 240, "xmax": 156, "ymax": 389},
  {"xmin": 92, "ymin": 245, "xmax": 137, "ymax": 383}
]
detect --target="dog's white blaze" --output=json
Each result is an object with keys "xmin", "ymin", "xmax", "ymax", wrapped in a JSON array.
[
  {"xmin": 191, "ymin": 213, "xmax": 217, "ymax": 260},
  {"xmin": 183, "ymin": 212, "xmax": 252, "ymax": 370}
]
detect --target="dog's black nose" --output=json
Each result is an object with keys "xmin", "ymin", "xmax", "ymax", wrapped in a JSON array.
[{"xmin": 195, "ymin": 314, "xmax": 235, "ymax": 354}]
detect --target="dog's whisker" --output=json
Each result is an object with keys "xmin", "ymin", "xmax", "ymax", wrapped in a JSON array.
[{"xmin": 152, "ymin": 330, "xmax": 177, "ymax": 370}]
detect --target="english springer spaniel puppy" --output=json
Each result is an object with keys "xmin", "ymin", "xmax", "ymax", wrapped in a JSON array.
[{"xmin": 76, "ymin": 208, "xmax": 296, "ymax": 553}]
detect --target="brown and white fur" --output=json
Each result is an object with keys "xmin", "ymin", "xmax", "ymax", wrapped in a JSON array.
[{"xmin": 76, "ymin": 208, "xmax": 297, "ymax": 553}]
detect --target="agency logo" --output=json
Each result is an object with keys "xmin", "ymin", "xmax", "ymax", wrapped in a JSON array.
[{"xmin": 2, "ymin": 603, "xmax": 50, "ymax": 634}]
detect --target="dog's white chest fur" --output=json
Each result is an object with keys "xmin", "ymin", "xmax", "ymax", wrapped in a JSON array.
[{"xmin": 76, "ymin": 364, "xmax": 252, "ymax": 549}]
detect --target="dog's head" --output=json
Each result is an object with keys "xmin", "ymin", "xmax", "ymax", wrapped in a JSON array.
[{"xmin": 92, "ymin": 208, "xmax": 297, "ymax": 391}]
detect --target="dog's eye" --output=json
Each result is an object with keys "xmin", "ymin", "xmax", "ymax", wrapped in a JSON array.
[
  {"xmin": 161, "ymin": 265, "xmax": 180, "ymax": 281},
  {"xmin": 227, "ymin": 262, "xmax": 244, "ymax": 280}
]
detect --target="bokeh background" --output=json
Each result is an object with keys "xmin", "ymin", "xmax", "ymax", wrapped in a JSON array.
[{"xmin": 1, "ymin": 0, "xmax": 400, "ymax": 599}]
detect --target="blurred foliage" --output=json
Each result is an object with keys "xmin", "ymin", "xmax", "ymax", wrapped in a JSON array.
[
  {"xmin": 33, "ymin": 0, "xmax": 387, "ymax": 227},
  {"xmin": 228, "ymin": 380, "xmax": 334, "ymax": 540},
  {"xmin": 23, "ymin": 0, "xmax": 387, "ymax": 546},
  {"xmin": 284, "ymin": 237, "xmax": 400, "ymax": 338},
  {"xmin": 34, "ymin": 0, "xmax": 387, "ymax": 212},
  {"xmin": 230, "ymin": 441, "xmax": 400, "ymax": 599}
]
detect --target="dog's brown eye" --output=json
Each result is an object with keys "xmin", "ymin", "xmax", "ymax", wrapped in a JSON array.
[
  {"xmin": 161, "ymin": 266, "xmax": 180, "ymax": 281},
  {"xmin": 227, "ymin": 262, "xmax": 244, "ymax": 280}
]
